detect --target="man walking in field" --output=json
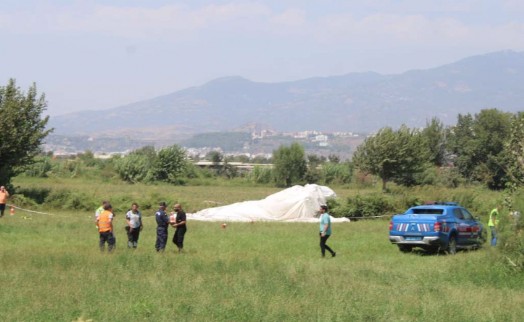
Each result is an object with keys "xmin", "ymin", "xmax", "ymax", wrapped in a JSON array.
[
  {"xmin": 319, "ymin": 205, "xmax": 336, "ymax": 258},
  {"xmin": 0, "ymin": 186, "xmax": 9, "ymax": 217},
  {"xmin": 171, "ymin": 203, "xmax": 187, "ymax": 253},
  {"xmin": 97, "ymin": 203, "xmax": 116, "ymax": 252},
  {"xmin": 125, "ymin": 202, "xmax": 143, "ymax": 249},
  {"xmin": 155, "ymin": 202, "xmax": 170, "ymax": 252}
]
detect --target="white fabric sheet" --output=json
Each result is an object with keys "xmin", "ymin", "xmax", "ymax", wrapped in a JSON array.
[{"xmin": 188, "ymin": 184, "xmax": 349, "ymax": 222}]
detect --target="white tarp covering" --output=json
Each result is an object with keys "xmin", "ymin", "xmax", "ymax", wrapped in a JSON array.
[{"xmin": 188, "ymin": 184, "xmax": 349, "ymax": 222}]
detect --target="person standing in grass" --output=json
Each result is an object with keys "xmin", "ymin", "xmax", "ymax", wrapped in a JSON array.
[
  {"xmin": 155, "ymin": 201, "xmax": 170, "ymax": 252},
  {"xmin": 125, "ymin": 202, "xmax": 143, "ymax": 249},
  {"xmin": 319, "ymin": 205, "xmax": 336, "ymax": 258},
  {"xmin": 97, "ymin": 203, "xmax": 116, "ymax": 252},
  {"xmin": 489, "ymin": 204, "xmax": 501, "ymax": 246},
  {"xmin": 171, "ymin": 203, "xmax": 187, "ymax": 253},
  {"xmin": 0, "ymin": 186, "xmax": 9, "ymax": 217},
  {"xmin": 95, "ymin": 200, "xmax": 109, "ymax": 222}
]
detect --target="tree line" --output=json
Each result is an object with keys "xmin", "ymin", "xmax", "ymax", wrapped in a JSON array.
[
  {"xmin": 2, "ymin": 79, "xmax": 524, "ymax": 192},
  {"xmin": 354, "ymin": 110, "xmax": 524, "ymax": 192}
]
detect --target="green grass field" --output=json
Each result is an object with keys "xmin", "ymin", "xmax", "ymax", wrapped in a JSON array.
[{"xmin": 1, "ymin": 200, "xmax": 523, "ymax": 321}]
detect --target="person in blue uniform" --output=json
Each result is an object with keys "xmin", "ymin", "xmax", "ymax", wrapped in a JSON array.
[{"xmin": 155, "ymin": 201, "xmax": 170, "ymax": 252}]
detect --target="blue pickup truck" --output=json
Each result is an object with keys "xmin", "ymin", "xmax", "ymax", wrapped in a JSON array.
[{"xmin": 389, "ymin": 203, "xmax": 486, "ymax": 254}]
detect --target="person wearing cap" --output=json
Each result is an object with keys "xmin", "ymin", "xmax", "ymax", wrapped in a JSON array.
[
  {"xmin": 0, "ymin": 186, "xmax": 9, "ymax": 217},
  {"xmin": 319, "ymin": 205, "xmax": 336, "ymax": 258},
  {"xmin": 171, "ymin": 203, "xmax": 187, "ymax": 253},
  {"xmin": 155, "ymin": 201, "xmax": 170, "ymax": 252},
  {"xmin": 97, "ymin": 203, "xmax": 116, "ymax": 252}
]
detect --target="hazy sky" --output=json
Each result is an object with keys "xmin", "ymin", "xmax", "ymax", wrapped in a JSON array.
[{"xmin": 2, "ymin": 0, "xmax": 523, "ymax": 116}]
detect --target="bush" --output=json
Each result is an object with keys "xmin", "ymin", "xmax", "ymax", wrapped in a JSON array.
[
  {"xmin": 9, "ymin": 194, "xmax": 38, "ymax": 209},
  {"xmin": 44, "ymin": 190, "xmax": 95, "ymax": 211},
  {"xmin": 333, "ymin": 194, "xmax": 396, "ymax": 219},
  {"xmin": 114, "ymin": 154, "xmax": 155, "ymax": 183},
  {"xmin": 24, "ymin": 157, "xmax": 52, "ymax": 177},
  {"xmin": 498, "ymin": 190, "xmax": 524, "ymax": 272},
  {"xmin": 321, "ymin": 162, "xmax": 353, "ymax": 185},
  {"xmin": 16, "ymin": 187, "xmax": 51, "ymax": 204},
  {"xmin": 249, "ymin": 166, "xmax": 273, "ymax": 184}
]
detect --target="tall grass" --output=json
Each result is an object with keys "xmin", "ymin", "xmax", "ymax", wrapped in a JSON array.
[{"xmin": 1, "ymin": 208, "xmax": 523, "ymax": 321}]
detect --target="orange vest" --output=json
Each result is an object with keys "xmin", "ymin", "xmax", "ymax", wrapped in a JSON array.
[
  {"xmin": 0, "ymin": 191, "xmax": 8, "ymax": 204},
  {"xmin": 98, "ymin": 210, "xmax": 113, "ymax": 232}
]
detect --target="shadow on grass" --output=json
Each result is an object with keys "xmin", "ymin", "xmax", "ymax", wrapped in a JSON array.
[{"xmin": 409, "ymin": 247, "xmax": 482, "ymax": 257}]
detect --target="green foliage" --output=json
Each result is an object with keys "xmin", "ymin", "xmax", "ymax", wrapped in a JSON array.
[
  {"xmin": 321, "ymin": 162, "xmax": 353, "ymax": 185},
  {"xmin": 16, "ymin": 187, "xmax": 51, "ymax": 204},
  {"xmin": 498, "ymin": 189, "xmax": 524, "ymax": 272},
  {"xmin": 114, "ymin": 145, "xmax": 188, "ymax": 184},
  {"xmin": 416, "ymin": 166, "xmax": 464, "ymax": 188},
  {"xmin": 448, "ymin": 109, "xmax": 512, "ymax": 189},
  {"xmin": 504, "ymin": 112, "xmax": 524, "ymax": 187},
  {"xmin": 207, "ymin": 150, "xmax": 223, "ymax": 164},
  {"xmin": 353, "ymin": 125, "xmax": 428, "ymax": 191},
  {"xmin": 114, "ymin": 153, "xmax": 155, "ymax": 183},
  {"xmin": 421, "ymin": 117, "xmax": 447, "ymax": 166},
  {"xmin": 24, "ymin": 156, "xmax": 53, "ymax": 177},
  {"xmin": 44, "ymin": 189, "xmax": 95, "ymax": 211},
  {"xmin": 0, "ymin": 79, "xmax": 52, "ymax": 186},
  {"xmin": 272, "ymin": 142, "xmax": 307, "ymax": 187},
  {"xmin": 154, "ymin": 145, "xmax": 188, "ymax": 184},
  {"xmin": 249, "ymin": 165, "xmax": 273, "ymax": 184},
  {"xmin": 332, "ymin": 194, "xmax": 396, "ymax": 218}
]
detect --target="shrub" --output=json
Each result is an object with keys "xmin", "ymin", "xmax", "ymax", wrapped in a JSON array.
[
  {"xmin": 249, "ymin": 166, "xmax": 273, "ymax": 184},
  {"xmin": 334, "ymin": 194, "xmax": 397, "ymax": 219},
  {"xmin": 44, "ymin": 190, "xmax": 95, "ymax": 211},
  {"xmin": 321, "ymin": 162, "xmax": 353, "ymax": 185},
  {"xmin": 16, "ymin": 187, "xmax": 51, "ymax": 204},
  {"xmin": 498, "ymin": 190, "xmax": 524, "ymax": 272},
  {"xmin": 24, "ymin": 157, "xmax": 52, "ymax": 177}
]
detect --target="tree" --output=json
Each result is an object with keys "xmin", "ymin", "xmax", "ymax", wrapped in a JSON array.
[
  {"xmin": 206, "ymin": 150, "xmax": 224, "ymax": 175},
  {"xmin": 272, "ymin": 142, "xmax": 307, "ymax": 187},
  {"xmin": 448, "ymin": 109, "xmax": 512, "ymax": 189},
  {"xmin": 154, "ymin": 145, "xmax": 188, "ymax": 184},
  {"xmin": 421, "ymin": 117, "xmax": 447, "ymax": 166},
  {"xmin": 504, "ymin": 112, "xmax": 524, "ymax": 187},
  {"xmin": 114, "ymin": 146, "xmax": 157, "ymax": 183},
  {"xmin": 0, "ymin": 79, "xmax": 52, "ymax": 186},
  {"xmin": 352, "ymin": 125, "xmax": 428, "ymax": 191}
]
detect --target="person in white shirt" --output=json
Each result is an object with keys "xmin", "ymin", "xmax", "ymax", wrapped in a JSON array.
[{"xmin": 125, "ymin": 203, "xmax": 143, "ymax": 248}]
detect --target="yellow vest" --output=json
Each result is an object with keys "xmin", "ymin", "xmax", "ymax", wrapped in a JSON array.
[{"xmin": 488, "ymin": 208, "xmax": 498, "ymax": 227}]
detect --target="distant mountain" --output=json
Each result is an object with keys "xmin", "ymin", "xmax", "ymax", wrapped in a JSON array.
[{"xmin": 49, "ymin": 50, "xmax": 524, "ymax": 138}]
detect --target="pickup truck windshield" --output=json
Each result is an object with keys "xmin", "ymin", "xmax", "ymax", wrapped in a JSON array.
[{"xmin": 411, "ymin": 209, "xmax": 444, "ymax": 215}]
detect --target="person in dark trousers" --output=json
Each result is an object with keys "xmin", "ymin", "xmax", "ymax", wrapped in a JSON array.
[
  {"xmin": 171, "ymin": 203, "xmax": 187, "ymax": 253},
  {"xmin": 125, "ymin": 202, "xmax": 143, "ymax": 248},
  {"xmin": 319, "ymin": 205, "xmax": 336, "ymax": 258},
  {"xmin": 97, "ymin": 203, "xmax": 116, "ymax": 252},
  {"xmin": 155, "ymin": 202, "xmax": 170, "ymax": 252}
]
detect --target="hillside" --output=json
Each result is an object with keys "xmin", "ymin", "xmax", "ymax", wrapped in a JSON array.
[{"xmin": 49, "ymin": 50, "xmax": 524, "ymax": 138}]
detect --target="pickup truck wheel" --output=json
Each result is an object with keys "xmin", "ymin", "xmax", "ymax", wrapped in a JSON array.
[
  {"xmin": 447, "ymin": 236, "xmax": 457, "ymax": 255},
  {"xmin": 398, "ymin": 245, "xmax": 412, "ymax": 253}
]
